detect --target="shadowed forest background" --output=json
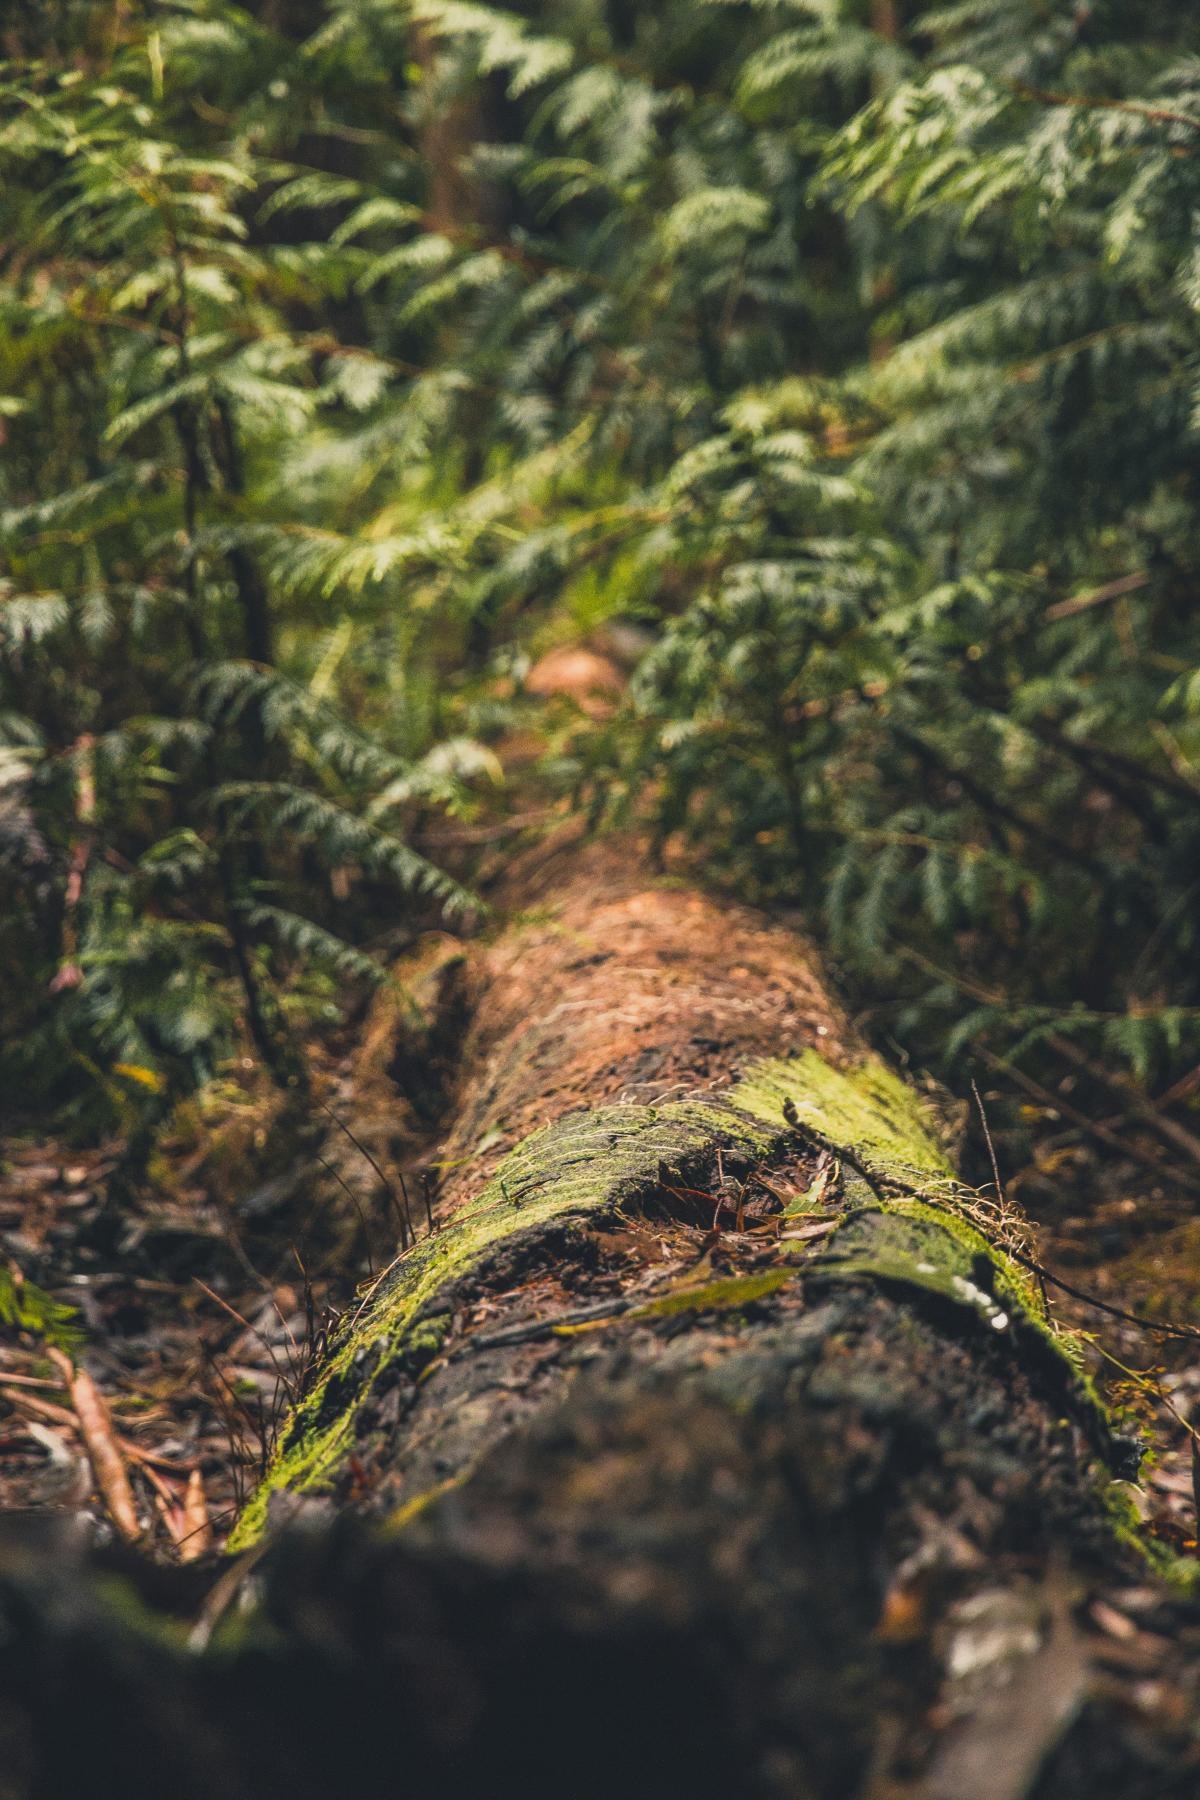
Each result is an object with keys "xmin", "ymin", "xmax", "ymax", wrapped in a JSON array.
[{"xmin": 5, "ymin": 0, "xmax": 1200, "ymax": 1575}]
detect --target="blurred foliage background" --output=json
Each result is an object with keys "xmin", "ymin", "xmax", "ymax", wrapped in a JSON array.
[{"xmin": 2, "ymin": 0, "xmax": 1200, "ymax": 1186}]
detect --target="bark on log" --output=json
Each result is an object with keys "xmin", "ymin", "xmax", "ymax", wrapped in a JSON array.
[{"xmin": 2, "ymin": 847, "xmax": 1199, "ymax": 1798}]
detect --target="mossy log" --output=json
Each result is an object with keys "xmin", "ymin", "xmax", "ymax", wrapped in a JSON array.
[{"xmin": 3, "ymin": 850, "xmax": 1199, "ymax": 1797}]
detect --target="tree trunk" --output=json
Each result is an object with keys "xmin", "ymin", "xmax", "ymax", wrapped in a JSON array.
[
  {"xmin": 2, "ymin": 846, "xmax": 1198, "ymax": 1797},
  {"xmin": 411, "ymin": 23, "xmax": 504, "ymax": 241}
]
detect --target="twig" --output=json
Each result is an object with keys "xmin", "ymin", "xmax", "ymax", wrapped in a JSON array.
[
  {"xmin": 294, "ymin": 1241, "xmax": 315, "ymax": 1355},
  {"xmin": 977, "ymin": 1047, "xmax": 1200, "ymax": 1196},
  {"xmin": 319, "ymin": 1100, "xmax": 405, "ymax": 1250},
  {"xmin": 877, "ymin": 1163, "xmax": 1200, "ymax": 1345},
  {"xmin": 780, "ymin": 1096, "xmax": 887, "ymax": 1204},
  {"xmin": 0, "ymin": 1386, "xmax": 192, "ymax": 1471},
  {"xmin": 1045, "ymin": 571, "xmax": 1149, "ymax": 621},
  {"xmin": 1012, "ymin": 1253, "xmax": 1200, "ymax": 1345},
  {"xmin": 971, "ymin": 1078, "xmax": 1005, "ymax": 1203},
  {"xmin": 775, "ymin": 1081, "xmax": 1200, "ymax": 1347},
  {"xmin": 394, "ymin": 1167, "xmax": 417, "ymax": 1252},
  {"xmin": 972, "ymin": 1078, "xmax": 1049, "ymax": 1313},
  {"xmin": 1046, "ymin": 1033, "xmax": 1200, "ymax": 1171},
  {"xmin": 1157, "ymin": 1063, "xmax": 1200, "ymax": 1109},
  {"xmin": 315, "ymin": 1152, "xmax": 379, "ymax": 1269},
  {"xmin": 179, "ymin": 1468, "xmax": 214, "ymax": 1562},
  {"xmin": 191, "ymin": 1278, "xmax": 297, "ymax": 1398},
  {"xmin": 48, "ymin": 1349, "xmax": 140, "ymax": 1543},
  {"xmin": 1010, "ymin": 82, "xmax": 1200, "ymax": 133},
  {"xmin": 201, "ymin": 1349, "xmax": 265, "ymax": 1506},
  {"xmin": 143, "ymin": 1462, "xmax": 188, "ymax": 1546},
  {"xmin": 319, "ymin": 1099, "xmax": 398, "ymax": 1203},
  {"xmin": 187, "ymin": 1542, "xmax": 270, "ymax": 1652},
  {"xmin": 467, "ymin": 1295, "xmax": 638, "ymax": 1351},
  {"xmin": 2, "ymin": 1389, "xmax": 77, "ymax": 1428}
]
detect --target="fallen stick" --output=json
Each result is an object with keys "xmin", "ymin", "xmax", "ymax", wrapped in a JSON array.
[
  {"xmin": 978, "ymin": 1047, "xmax": 1200, "ymax": 1196},
  {"xmin": 1, "ymin": 1384, "xmax": 196, "ymax": 1472},
  {"xmin": 48, "ymin": 1350, "xmax": 141, "ymax": 1543},
  {"xmin": 179, "ymin": 1467, "xmax": 214, "ymax": 1562}
]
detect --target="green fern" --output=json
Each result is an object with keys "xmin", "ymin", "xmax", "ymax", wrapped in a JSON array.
[{"xmin": 0, "ymin": 1269, "xmax": 82, "ymax": 1352}]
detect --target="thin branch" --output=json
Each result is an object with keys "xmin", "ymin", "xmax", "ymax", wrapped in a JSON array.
[
  {"xmin": 971, "ymin": 1078, "xmax": 1004, "ymax": 1203},
  {"xmin": 1045, "ymin": 570, "xmax": 1150, "ymax": 622},
  {"xmin": 1010, "ymin": 82, "xmax": 1200, "ymax": 134},
  {"xmin": 975, "ymin": 1047, "xmax": 1200, "ymax": 1196},
  {"xmin": 314, "ymin": 1153, "xmax": 379, "ymax": 1273}
]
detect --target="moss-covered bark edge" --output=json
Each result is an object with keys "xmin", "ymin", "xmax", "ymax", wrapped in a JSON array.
[{"xmin": 228, "ymin": 1050, "xmax": 1096, "ymax": 1549}]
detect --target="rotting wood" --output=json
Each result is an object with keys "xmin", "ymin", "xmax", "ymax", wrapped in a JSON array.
[{"xmin": 3, "ymin": 847, "xmax": 1200, "ymax": 1799}]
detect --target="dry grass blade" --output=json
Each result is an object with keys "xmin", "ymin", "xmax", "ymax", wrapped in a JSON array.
[
  {"xmin": 48, "ymin": 1348, "xmax": 140, "ymax": 1543},
  {"xmin": 192, "ymin": 1277, "xmax": 297, "ymax": 1398}
]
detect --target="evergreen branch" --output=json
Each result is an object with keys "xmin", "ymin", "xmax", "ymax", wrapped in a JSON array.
[{"xmin": 1009, "ymin": 83, "xmax": 1200, "ymax": 135}]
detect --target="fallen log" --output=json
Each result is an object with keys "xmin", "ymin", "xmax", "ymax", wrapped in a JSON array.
[{"xmin": 2, "ymin": 846, "xmax": 1198, "ymax": 1797}]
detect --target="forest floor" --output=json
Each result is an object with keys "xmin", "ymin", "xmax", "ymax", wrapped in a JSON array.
[
  {"xmin": 5, "ymin": 838, "xmax": 1200, "ymax": 1800},
  {"xmin": 3, "ymin": 837, "xmax": 1200, "ymax": 1572}
]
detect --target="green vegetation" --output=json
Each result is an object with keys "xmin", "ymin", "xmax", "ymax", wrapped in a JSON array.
[
  {"xmin": 230, "ymin": 1086, "xmax": 780, "ymax": 1544},
  {"xmin": 231, "ymin": 1046, "xmax": 1075, "ymax": 1544},
  {"xmin": 0, "ymin": 1266, "xmax": 81, "ymax": 1350},
  {"xmin": 3, "ymin": 2, "xmax": 1199, "ymax": 1144}
]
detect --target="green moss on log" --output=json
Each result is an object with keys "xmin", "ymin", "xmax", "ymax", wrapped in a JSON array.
[
  {"xmin": 602, "ymin": 1267, "xmax": 799, "ymax": 1326},
  {"xmin": 230, "ymin": 1094, "xmax": 777, "ymax": 1547},
  {"xmin": 228, "ymin": 1052, "xmax": 1087, "ymax": 1549},
  {"xmin": 731, "ymin": 1049, "xmax": 953, "ymax": 1195}
]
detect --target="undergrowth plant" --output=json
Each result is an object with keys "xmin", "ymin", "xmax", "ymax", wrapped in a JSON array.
[
  {"xmin": 1, "ymin": 0, "xmax": 1199, "ymax": 1149},
  {"xmin": 0, "ymin": 5, "xmax": 481, "ymax": 1133}
]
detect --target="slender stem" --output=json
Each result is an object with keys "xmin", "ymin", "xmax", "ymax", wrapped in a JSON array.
[
  {"xmin": 169, "ymin": 228, "xmax": 301, "ymax": 1094},
  {"xmin": 170, "ymin": 239, "xmax": 206, "ymax": 662},
  {"xmin": 213, "ymin": 397, "xmax": 273, "ymax": 665},
  {"xmin": 1010, "ymin": 82, "xmax": 1200, "ymax": 135}
]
